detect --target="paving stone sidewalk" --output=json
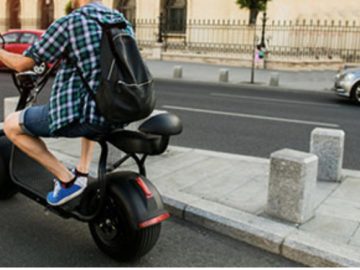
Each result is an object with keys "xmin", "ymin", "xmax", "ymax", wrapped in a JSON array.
[
  {"xmin": 45, "ymin": 136, "xmax": 360, "ymax": 267},
  {"xmin": 146, "ymin": 60, "xmax": 338, "ymax": 92}
]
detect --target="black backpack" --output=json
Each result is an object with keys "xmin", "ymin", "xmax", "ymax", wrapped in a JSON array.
[{"xmin": 74, "ymin": 12, "xmax": 156, "ymax": 125}]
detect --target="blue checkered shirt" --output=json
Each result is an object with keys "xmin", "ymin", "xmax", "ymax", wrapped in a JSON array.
[{"xmin": 24, "ymin": 2, "xmax": 133, "ymax": 134}]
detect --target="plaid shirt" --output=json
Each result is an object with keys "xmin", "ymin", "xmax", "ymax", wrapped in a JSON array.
[{"xmin": 24, "ymin": 2, "xmax": 133, "ymax": 134}]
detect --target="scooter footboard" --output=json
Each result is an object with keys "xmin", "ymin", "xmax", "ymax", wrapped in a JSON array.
[{"xmin": 105, "ymin": 171, "xmax": 170, "ymax": 230}]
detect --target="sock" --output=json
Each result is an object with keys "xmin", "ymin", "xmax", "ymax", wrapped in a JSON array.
[
  {"xmin": 59, "ymin": 175, "xmax": 76, "ymax": 189},
  {"xmin": 75, "ymin": 168, "xmax": 89, "ymax": 177}
]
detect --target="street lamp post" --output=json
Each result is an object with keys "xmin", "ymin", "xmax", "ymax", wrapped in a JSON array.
[{"xmin": 260, "ymin": 9, "xmax": 267, "ymax": 48}]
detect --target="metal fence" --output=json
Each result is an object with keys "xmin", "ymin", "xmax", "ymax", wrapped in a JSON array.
[{"xmin": 135, "ymin": 19, "xmax": 360, "ymax": 63}]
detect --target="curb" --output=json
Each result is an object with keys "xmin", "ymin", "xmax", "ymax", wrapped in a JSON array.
[
  {"xmin": 162, "ymin": 191, "xmax": 360, "ymax": 267},
  {"xmin": 153, "ymin": 77, "xmax": 334, "ymax": 95}
]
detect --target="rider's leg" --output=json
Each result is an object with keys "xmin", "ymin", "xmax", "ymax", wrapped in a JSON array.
[
  {"xmin": 3, "ymin": 111, "xmax": 74, "ymax": 183},
  {"xmin": 76, "ymin": 138, "xmax": 95, "ymax": 174}
]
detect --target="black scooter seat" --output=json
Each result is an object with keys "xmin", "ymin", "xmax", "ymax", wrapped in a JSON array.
[
  {"xmin": 106, "ymin": 113, "xmax": 182, "ymax": 155},
  {"xmin": 139, "ymin": 113, "xmax": 182, "ymax": 136},
  {"xmin": 107, "ymin": 130, "xmax": 167, "ymax": 155}
]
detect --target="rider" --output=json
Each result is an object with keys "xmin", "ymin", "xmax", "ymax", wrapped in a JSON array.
[{"xmin": 0, "ymin": 0, "xmax": 133, "ymax": 206}]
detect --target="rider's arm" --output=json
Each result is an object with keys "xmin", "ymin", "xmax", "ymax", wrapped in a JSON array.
[
  {"xmin": 0, "ymin": 49, "xmax": 35, "ymax": 72},
  {"xmin": 24, "ymin": 16, "xmax": 70, "ymax": 66}
]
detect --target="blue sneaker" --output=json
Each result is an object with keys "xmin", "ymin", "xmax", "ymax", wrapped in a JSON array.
[{"xmin": 47, "ymin": 176, "xmax": 88, "ymax": 206}]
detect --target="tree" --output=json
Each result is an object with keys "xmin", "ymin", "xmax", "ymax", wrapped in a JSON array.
[
  {"xmin": 65, "ymin": 0, "xmax": 73, "ymax": 15},
  {"xmin": 236, "ymin": 0, "xmax": 270, "ymax": 25}
]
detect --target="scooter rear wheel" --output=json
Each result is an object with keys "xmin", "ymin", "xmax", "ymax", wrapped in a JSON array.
[
  {"xmin": 0, "ymin": 136, "xmax": 17, "ymax": 199},
  {"xmin": 89, "ymin": 193, "xmax": 161, "ymax": 261}
]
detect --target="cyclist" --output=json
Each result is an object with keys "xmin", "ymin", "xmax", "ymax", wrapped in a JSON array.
[{"xmin": 0, "ymin": 0, "xmax": 133, "ymax": 206}]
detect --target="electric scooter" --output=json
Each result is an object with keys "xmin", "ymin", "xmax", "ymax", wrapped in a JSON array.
[{"xmin": 0, "ymin": 35, "xmax": 182, "ymax": 261}]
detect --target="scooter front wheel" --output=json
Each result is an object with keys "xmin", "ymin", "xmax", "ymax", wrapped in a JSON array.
[
  {"xmin": 0, "ymin": 136, "xmax": 17, "ymax": 200},
  {"xmin": 89, "ymin": 192, "xmax": 161, "ymax": 261}
]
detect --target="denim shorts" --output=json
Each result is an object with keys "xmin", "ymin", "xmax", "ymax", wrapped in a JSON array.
[{"xmin": 19, "ymin": 104, "xmax": 108, "ymax": 139}]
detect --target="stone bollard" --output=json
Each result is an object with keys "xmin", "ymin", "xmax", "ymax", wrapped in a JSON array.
[
  {"xmin": 266, "ymin": 149, "xmax": 318, "ymax": 224},
  {"xmin": 219, "ymin": 69, "xmax": 229, "ymax": 83},
  {"xmin": 173, "ymin": 66, "xmax": 183, "ymax": 79},
  {"xmin": 4, "ymin": 96, "xmax": 19, "ymax": 119},
  {"xmin": 269, "ymin": 72, "xmax": 280, "ymax": 87},
  {"xmin": 310, "ymin": 128, "xmax": 345, "ymax": 182}
]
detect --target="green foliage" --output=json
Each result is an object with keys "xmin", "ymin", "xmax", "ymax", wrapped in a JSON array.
[
  {"xmin": 65, "ymin": 0, "xmax": 73, "ymax": 15},
  {"xmin": 236, "ymin": 0, "xmax": 269, "ymax": 11},
  {"xmin": 236, "ymin": 0, "xmax": 270, "ymax": 25}
]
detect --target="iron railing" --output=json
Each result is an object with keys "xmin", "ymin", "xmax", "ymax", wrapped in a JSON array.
[{"xmin": 135, "ymin": 19, "xmax": 360, "ymax": 63}]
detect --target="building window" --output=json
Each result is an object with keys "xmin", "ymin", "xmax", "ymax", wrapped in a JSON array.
[
  {"xmin": 162, "ymin": 0, "xmax": 187, "ymax": 33},
  {"xmin": 7, "ymin": 0, "xmax": 21, "ymax": 29},
  {"xmin": 39, "ymin": 0, "xmax": 54, "ymax": 29},
  {"xmin": 114, "ymin": 0, "xmax": 136, "ymax": 28}
]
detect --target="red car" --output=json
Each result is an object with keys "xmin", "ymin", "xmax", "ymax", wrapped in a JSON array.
[{"xmin": 0, "ymin": 29, "xmax": 49, "ymax": 74}]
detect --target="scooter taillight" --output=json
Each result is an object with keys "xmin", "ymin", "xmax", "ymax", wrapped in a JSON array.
[
  {"xmin": 138, "ymin": 212, "xmax": 171, "ymax": 229},
  {"xmin": 135, "ymin": 177, "xmax": 153, "ymax": 199}
]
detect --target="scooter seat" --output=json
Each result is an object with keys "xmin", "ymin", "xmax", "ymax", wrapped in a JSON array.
[
  {"xmin": 106, "ymin": 129, "xmax": 168, "ymax": 155},
  {"xmin": 138, "ymin": 113, "xmax": 182, "ymax": 136},
  {"xmin": 105, "ymin": 113, "xmax": 182, "ymax": 155}
]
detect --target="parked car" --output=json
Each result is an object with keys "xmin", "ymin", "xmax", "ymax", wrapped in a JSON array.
[
  {"xmin": 333, "ymin": 67, "xmax": 360, "ymax": 104},
  {"xmin": 0, "ymin": 29, "xmax": 48, "ymax": 75}
]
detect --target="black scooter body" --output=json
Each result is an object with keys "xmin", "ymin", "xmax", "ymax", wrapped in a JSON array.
[
  {"xmin": 0, "ymin": 116, "xmax": 179, "ymax": 226},
  {"xmin": 0, "ymin": 61, "xmax": 183, "ymax": 261}
]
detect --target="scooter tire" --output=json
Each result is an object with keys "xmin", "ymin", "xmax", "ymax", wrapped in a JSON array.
[
  {"xmin": 89, "ymin": 191, "xmax": 161, "ymax": 261},
  {"xmin": 0, "ymin": 137, "xmax": 17, "ymax": 200}
]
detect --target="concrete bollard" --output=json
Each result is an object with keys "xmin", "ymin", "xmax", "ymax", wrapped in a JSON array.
[
  {"xmin": 4, "ymin": 96, "xmax": 19, "ymax": 119},
  {"xmin": 219, "ymin": 69, "xmax": 229, "ymax": 83},
  {"xmin": 266, "ymin": 148, "xmax": 318, "ymax": 224},
  {"xmin": 310, "ymin": 128, "xmax": 345, "ymax": 182},
  {"xmin": 269, "ymin": 72, "xmax": 280, "ymax": 87},
  {"xmin": 173, "ymin": 66, "xmax": 183, "ymax": 79}
]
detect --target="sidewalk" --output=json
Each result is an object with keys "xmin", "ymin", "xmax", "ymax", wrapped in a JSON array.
[
  {"xmin": 146, "ymin": 60, "xmax": 338, "ymax": 92},
  {"xmin": 45, "ymin": 136, "xmax": 360, "ymax": 267}
]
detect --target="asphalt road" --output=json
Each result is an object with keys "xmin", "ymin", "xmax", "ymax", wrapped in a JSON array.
[
  {"xmin": 0, "ymin": 194, "xmax": 301, "ymax": 267},
  {"xmin": 0, "ymin": 73, "xmax": 359, "ymax": 170},
  {"xmin": 154, "ymin": 80, "xmax": 360, "ymax": 170},
  {"xmin": 1, "ymin": 72, "xmax": 348, "ymax": 267}
]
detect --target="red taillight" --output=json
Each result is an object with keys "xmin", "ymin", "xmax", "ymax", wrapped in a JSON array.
[
  {"xmin": 138, "ymin": 213, "xmax": 171, "ymax": 228},
  {"xmin": 135, "ymin": 177, "xmax": 153, "ymax": 199}
]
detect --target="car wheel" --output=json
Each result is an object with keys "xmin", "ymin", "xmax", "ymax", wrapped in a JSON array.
[
  {"xmin": 33, "ymin": 62, "xmax": 48, "ymax": 75},
  {"xmin": 350, "ymin": 82, "xmax": 360, "ymax": 104}
]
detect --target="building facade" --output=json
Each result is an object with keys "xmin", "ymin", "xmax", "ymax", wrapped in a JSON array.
[
  {"xmin": 1, "ymin": 0, "xmax": 360, "ymax": 68},
  {"xmin": 2, "ymin": 0, "xmax": 360, "ymax": 31}
]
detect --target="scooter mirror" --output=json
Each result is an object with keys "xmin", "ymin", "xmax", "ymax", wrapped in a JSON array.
[{"xmin": 0, "ymin": 34, "xmax": 5, "ymax": 50}]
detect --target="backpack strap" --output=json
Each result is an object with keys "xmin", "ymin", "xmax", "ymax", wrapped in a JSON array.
[
  {"xmin": 74, "ymin": 62, "xmax": 97, "ymax": 101},
  {"xmin": 78, "ymin": 10, "xmax": 128, "ymax": 30},
  {"xmin": 68, "ymin": 11, "xmax": 130, "ymax": 99}
]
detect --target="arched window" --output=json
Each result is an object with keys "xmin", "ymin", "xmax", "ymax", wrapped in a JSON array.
[
  {"xmin": 39, "ymin": 0, "xmax": 54, "ymax": 29},
  {"xmin": 114, "ymin": 0, "xmax": 136, "ymax": 28},
  {"xmin": 7, "ymin": 0, "xmax": 21, "ymax": 29},
  {"xmin": 161, "ymin": 0, "xmax": 187, "ymax": 33}
]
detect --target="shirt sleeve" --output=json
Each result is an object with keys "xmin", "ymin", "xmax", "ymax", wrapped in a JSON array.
[{"xmin": 23, "ymin": 17, "xmax": 69, "ymax": 64}]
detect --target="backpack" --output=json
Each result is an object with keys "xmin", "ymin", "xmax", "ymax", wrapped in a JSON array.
[{"xmin": 74, "ymin": 12, "xmax": 156, "ymax": 125}]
